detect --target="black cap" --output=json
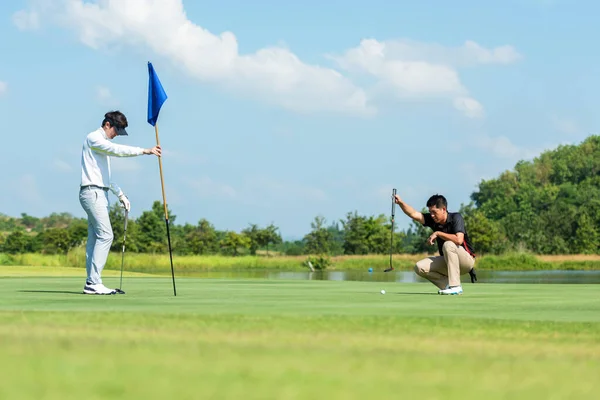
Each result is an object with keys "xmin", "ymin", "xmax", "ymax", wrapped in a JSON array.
[{"xmin": 115, "ymin": 126, "xmax": 128, "ymax": 136}]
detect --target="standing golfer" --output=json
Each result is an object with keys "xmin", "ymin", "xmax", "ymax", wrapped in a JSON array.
[
  {"xmin": 79, "ymin": 111, "xmax": 161, "ymax": 295},
  {"xmin": 394, "ymin": 193, "xmax": 476, "ymax": 295}
]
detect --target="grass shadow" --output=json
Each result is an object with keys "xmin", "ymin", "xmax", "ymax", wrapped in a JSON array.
[
  {"xmin": 18, "ymin": 290, "xmax": 83, "ymax": 295},
  {"xmin": 393, "ymin": 292, "xmax": 438, "ymax": 296}
]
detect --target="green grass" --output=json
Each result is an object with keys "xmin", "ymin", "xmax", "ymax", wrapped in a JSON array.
[
  {"xmin": 0, "ymin": 265, "xmax": 155, "ymax": 277},
  {"xmin": 4, "ymin": 248, "xmax": 600, "ymax": 274},
  {"xmin": 0, "ymin": 273, "xmax": 599, "ymax": 399}
]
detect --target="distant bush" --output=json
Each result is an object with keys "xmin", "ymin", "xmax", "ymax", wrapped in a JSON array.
[{"xmin": 305, "ymin": 255, "xmax": 332, "ymax": 270}]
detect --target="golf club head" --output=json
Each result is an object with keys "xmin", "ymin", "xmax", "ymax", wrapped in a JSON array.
[
  {"xmin": 114, "ymin": 288, "xmax": 126, "ymax": 294},
  {"xmin": 384, "ymin": 267, "xmax": 394, "ymax": 272}
]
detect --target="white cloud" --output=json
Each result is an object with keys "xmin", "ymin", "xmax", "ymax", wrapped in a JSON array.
[
  {"xmin": 165, "ymin": 149, "xmax": 209, "ymax": 166},
  {"xmin": 459, "ymin": 163, "xmax": 495, "ymax": 187},
  {"xmin": 0, "ymin": 81, "xmax": 7, "ymax": 96},
  {"xmin": 330, "ymin": 38, "xmax": 520, "ymax": 118},
  {"xmin": 472, "ymin": 134, "xmax": 538, "ymax": 160},
  {"xmin": 19, "ymin": 0, "xmax": 373, "ymax": 116},
  {"xmin": 16, "ymin": 174, "xmax": 43, "ymax": 206},
  {"xmin": 183, "ymin": 176, "xmax": 237, "ymax": 199},
  {"xmin": 375, "ymin": 185, "xmax": 396, "ymax": 199},
  {"xmin": 12, "ymin": 9, "xmax": 40, "ymax": 31},
  {"xmin": 460, "ymin": 40, "xmax": 521, "ymax": 65},
  {"xmin": 15, "ymin": 1, "xmax": 520, "ymax": 119},
  {"xmin": 53, "ymin": 159, "xmax": 72, "ymax": 172},
  {"xmin": 96, "ymin": 85, "xmax": 119, "ymax": 106},
  {"xmin": 96, "ymin": 86, "xmax": 111, "ymax": 100},
  {"xmin": 243, "ymin": 176, "xmax": 328, "ymax": 203},
  {"xmin": 181, "ymin": 175, "xmax": 327, "ymax": 205},
  {"xmin": 453, "ymin": 97, "xmax": 485, "ymax": 119},
  {"xmin": 334, "ymin": 39, "xmax": 520, "ymax": 70},
  {"xmin": 551, "ymin": 116, "xmax": 582, "ymax": 136}
]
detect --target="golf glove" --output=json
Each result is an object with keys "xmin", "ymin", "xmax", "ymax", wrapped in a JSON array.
[
  {"xmin": 469, "ymin": 267, "xmax": 477, "ymax": 283},
  {"xmin": 118, "ymin": 193, "xmax": 131, "ymax": 212}
]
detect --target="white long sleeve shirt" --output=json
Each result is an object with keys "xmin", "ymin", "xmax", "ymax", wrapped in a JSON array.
[{"xmin": 80, "ymin": 128, "xmax": 145, "ymax": 196}]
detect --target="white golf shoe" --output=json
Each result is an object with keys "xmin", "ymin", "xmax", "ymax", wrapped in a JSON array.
[
  {"xmin": 438, "ymin": 286, "xmax": 463, "ymax": 295},
  {"xmin": 83, "ymin": 283, "xmax": 116, "ymax": 295}
]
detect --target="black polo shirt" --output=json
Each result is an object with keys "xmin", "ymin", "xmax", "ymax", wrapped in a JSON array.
[{"xmin": 423, "ymin": 212, "xmax": 475, "ymax": 257}]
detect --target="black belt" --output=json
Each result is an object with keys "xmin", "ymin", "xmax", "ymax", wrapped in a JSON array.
[{"xmin": 81, "ymin": 185, "xmax": 109, "ymax": 191}]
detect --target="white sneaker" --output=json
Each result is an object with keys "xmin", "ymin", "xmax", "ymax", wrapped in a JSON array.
[
  {"xmin": 438, "ymin": 286, "xmax": 463, "ymax": 295},
  {"xmin": 83, "ymin": 283, "xmax": 116, "ymax": 295}
]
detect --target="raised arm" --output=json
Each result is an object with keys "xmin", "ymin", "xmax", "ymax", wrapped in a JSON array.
[
  {"xmin": 394, "ymin": 194, "xmax": 425, "ymax": 225},
  {"xmin": 88, "ymin": 134, "xmax": 145, "ymax": 157}
]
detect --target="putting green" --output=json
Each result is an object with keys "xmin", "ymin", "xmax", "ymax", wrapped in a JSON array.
[{"xmin": 0, "ymin": 276, "xmax": 598, "ymax": 399}]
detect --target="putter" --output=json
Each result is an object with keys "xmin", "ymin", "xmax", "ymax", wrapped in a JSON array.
[
  {"xmin": 115, "ymin": 210, "xmax": 128, "ymax": 294},
  {"xmin": 384, "ymin": 188, "xmax": 397, "ymax": 272}
]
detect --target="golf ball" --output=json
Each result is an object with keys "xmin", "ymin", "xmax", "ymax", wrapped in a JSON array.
[
  {"xmin": 368, "ymin": 267, "xmax": 373, "ymax": 272},
  {"xmin": 381, "ymin": 289, "xmax": 386, "ymax": 294}
]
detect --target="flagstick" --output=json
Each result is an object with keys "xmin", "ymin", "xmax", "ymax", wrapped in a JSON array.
[{"xmin": 154, "ymin": 123, "xmax": 177, "ymax": 296}]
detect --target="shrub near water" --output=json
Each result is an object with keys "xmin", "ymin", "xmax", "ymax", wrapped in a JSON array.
[{"xmin": 474, "ymin": 252, "xmax": 546, "ymax": 270}]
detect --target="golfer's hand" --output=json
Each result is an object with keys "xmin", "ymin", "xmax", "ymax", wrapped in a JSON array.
[
  {"xmin": 393, "ymin": 194, "xmax": 403, "ymax": 205},
  {"xmin": 144, "ymin": 145, "xmax": 161, "ymax": 156},
  {"xmin": 119, "ymin": 194, "xmax": 131, "ymax": 212},
  {"xmin": 427, "ymin": 232, "xmax": 438, "ymax": 245}
]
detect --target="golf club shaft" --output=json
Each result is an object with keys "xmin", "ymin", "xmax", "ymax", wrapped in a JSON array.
[
  {"xmin": 119, "ymin": 210, "xmax": 128, "ymax": 290},
  {"xmin": 383, "ymin": 188, "xmax": 397, "ymax": 272},
  {"xmin": 389, "ymin": 188, "xmax": 396, "ymax": 268}
]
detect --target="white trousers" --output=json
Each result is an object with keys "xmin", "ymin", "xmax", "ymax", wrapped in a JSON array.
[{"xmin": 79, "ymin": 186, "xmax": 114, "ymax": 285}]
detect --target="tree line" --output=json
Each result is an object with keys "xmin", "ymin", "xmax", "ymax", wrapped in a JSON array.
[
  {"xmin": 0, "ymin": 202, "xmax": 432, "ymax": 256},
  {"xmin": 2, "ymin": 135, "xmax": 600, "ymax": 256}
]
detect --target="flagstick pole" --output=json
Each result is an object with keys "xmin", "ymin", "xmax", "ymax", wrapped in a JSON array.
[{"xmin": 154, "ymin": 123, "xmax": 177, "ymax": 296}]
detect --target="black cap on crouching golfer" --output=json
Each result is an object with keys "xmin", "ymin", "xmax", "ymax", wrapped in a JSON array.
[{"xmin": 103, "ymin": 110, "xmax": 129, "ymax": 136}]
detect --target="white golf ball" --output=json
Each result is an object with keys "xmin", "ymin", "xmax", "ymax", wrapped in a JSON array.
[{"xmin": 380, "ymin": 289, "xmax": 386, "ymax": 294}]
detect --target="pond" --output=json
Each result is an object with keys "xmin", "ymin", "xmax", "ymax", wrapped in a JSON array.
[{"xmin": 171, "ymin": 270, "xmax": 600, "ymax": 284}]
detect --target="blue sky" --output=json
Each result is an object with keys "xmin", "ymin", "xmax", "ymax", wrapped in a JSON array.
[{"xmin": 0, "ymin": 0, "xmax": 598, "ymax": 239}]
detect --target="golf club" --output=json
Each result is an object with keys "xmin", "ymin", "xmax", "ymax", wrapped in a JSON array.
[
  {"xmin": 384, "ymin": 188, "xmax": 397, "ymax": 272},
  {"xmin": 115, "ymin": 209, "xmax": 128, "ymax": 294}
]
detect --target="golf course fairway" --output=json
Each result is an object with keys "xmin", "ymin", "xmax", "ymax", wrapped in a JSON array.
[{"xmin": 1, "ymin": 270, "xmax": 599, "ymax": 399}]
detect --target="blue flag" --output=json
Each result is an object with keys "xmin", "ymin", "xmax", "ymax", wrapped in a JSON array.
[{"xmin": 147, "ymin": 62, "xmax": 167, "ymax": 126}]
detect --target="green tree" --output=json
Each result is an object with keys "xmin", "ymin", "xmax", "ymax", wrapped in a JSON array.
[
  {"xmin": 20, "ymin": 213, "xmax": 39, "ymax": 231},
  {"xmin": 340, "ymin": 212, "xmax": 395, "ymax": 255},
  {"xmin": 574, "ymin": 212, "xmax": 600, "ymax": 254},
  {"xmin": 219, "ymin": 231, "xmax": 251, "ymax": 256},
  {"xmin": 0, "ymin": 214, "xmax": 18, "ymax": 231},
  {"xmin": 242, "ymin": 224, "xmax": 262, "ymax": 255},
  {"xmin": 304, "ymin": 216, "xmax": 334, "ymax": 255},
  {"xmin": 460, "ymin": 203, "xmax": 506, "ymax": 255},
  {"xmin": 406, "ymin": 218, "xmax": 434, "ymax": 254},
  {"xmin": 326, "ymin": 222, "xmax": 345, "ymax": 255},
  {"xmin": 340, "ymin": 212, "xmax": 370, "ymax": 255},
  {"xmin": 67, "ymin": 219, "xmax": 89, "ymax": 249},
  {"xmin": 186, "ymin": 219, "xmax": 219, "ymax": 255},
  {"xmin": 37, "ymin": 228, "xmax": 72, "ymax": 254},
  {"xmin": 470, "ymin": 135, "xmax": 600, "ymax": 254},
  {"xmin": 262, "ymin": 224, "xmax": 282, "ymax": 255},
  {"xmin": 136, "ymin": 201, "xmax": 176, "ymax": 254},
  {"xmin": 108, "ymin": 203, "xmax": 141, "ymax": 253},
  {"xmin": 279, "ymin": 240, "xmax": 305, "ymax": 256},
  {"xmin": 2, "ymin": 229, "xmax": 30, "ymax": 254}
]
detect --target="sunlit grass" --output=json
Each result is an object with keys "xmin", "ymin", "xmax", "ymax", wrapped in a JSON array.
[{"xmin": 0, "ymin": 277, "xmax": 599, "ymax": 399}]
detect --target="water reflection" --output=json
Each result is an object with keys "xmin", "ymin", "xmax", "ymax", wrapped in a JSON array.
[{"xmin": 171, "ymin": 269, "xmax": 600, "ymax": 284}]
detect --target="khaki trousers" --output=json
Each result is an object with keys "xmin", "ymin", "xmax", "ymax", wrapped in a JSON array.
[{"xmin": 414, "ymin": 241, "xmax": 475, "ymax": 289}]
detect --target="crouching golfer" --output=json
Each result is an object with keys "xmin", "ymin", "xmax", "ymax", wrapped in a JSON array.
[
  {"xmin": 79, "ymin": 111, "xmax": 161, "ymax": 295},
  {"xmin": 393, "ymin": 193, "xmax": 477, "ymax": 295}
]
